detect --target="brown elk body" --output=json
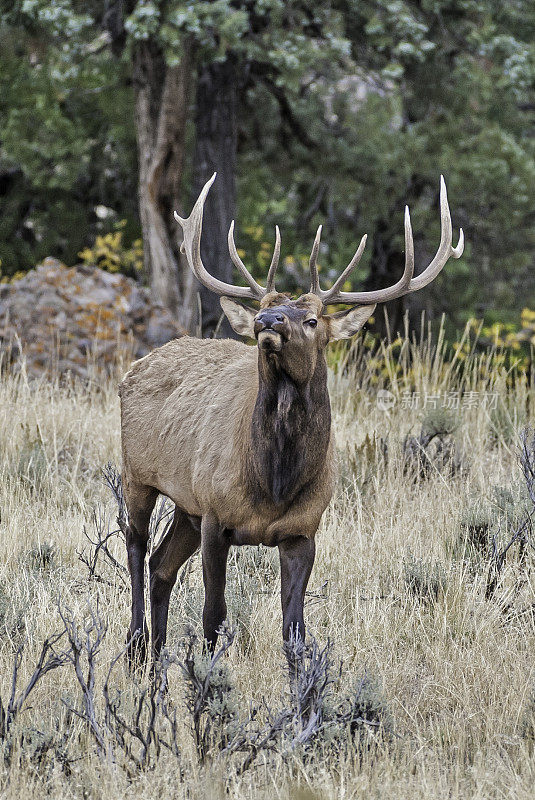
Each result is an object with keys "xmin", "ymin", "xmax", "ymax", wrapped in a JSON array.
[{"xmin": 120, "ymin": 174, "xmax": 464, "ymax": 664}]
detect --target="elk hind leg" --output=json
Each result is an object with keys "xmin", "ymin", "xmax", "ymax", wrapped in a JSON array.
[
  {"xmin": 124, "ymin": 482, "xmax": 157, "ymax": 668},
  {"xmin": 149, "ymin": 508, "xmax": 200, "ymax": 662}
]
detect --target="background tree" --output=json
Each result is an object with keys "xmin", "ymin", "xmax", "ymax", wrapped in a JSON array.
[
  {"xmin": 236, "ymin": 1, "xmax": 535, "ymax": 333},
  {"xmin": 1, "ymin": 0, "xmax": 534, "ymax": 337},
  {"xmin": 115, "ymin": 1, "xmax": 353, "ymax": 333},
  {"xmin": 0, "ymin": 4, "xmax": 137, "ymax": 275}
]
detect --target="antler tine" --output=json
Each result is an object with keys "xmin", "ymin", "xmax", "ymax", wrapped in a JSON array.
[
  {"xmin": 174, "ymin": 173, "xmax": 265, "ymax": 301},
  {"xmin": 317, "ymin": 216, "xmax": 412, "ymax": 305},
  {"xmin": 406, "ymin": 175, "xmax": 464, "ymax": 293},
  {"xmin": 228, "ymin": 221, "xmax": 266, "ymax": 297},
  {"xmin": 265, "ymin": 225, "xmax": 281, "ymax": 292},
  {"xmin": 309, "ymin": 225, "xmax": 322, "ymax": 293},
  {"xmin": 314, "ymin": 175, "xmax": 462, "ymax": 306},
  {"xmin": 320, "ymin": 234, "xmax": 367, "ymax": 299}
]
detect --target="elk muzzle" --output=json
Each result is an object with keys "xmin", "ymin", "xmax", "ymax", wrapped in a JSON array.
[{"xmin": 254, "ymin": 309, "xmax": 291, "ymax": 352}]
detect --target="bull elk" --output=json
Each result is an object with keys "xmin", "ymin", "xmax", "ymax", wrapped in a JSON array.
[{"xmin": 119, "ymin": 174, "xmax": 463, "ymax": 664}]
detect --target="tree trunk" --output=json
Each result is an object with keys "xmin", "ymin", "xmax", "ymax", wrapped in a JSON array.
[
  {"xmin": 133, "ymin": 40, "xmax": 198, "ymax": 331},
  {"xmin": 192, "ymin": 56, "xmax": 238, "ymax": 338}
]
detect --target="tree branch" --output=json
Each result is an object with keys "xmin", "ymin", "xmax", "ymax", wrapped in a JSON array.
[{"xmin": 249, "ymin": 62, "xmax": 317, "ymax": 150}]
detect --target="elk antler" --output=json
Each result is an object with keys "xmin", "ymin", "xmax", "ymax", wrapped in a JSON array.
[
  {"xmin": 176, "ymin": 174, "xmax": 463, "ymax": 305},
  {"xmin": 174, "ymin": 173, "xmax": 280, "ymax": 301},
  {"xmin": 310, "ymin": 176, "xmax": 464, "ymax": 305}
]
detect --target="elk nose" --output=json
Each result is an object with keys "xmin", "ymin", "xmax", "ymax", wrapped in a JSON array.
[{"xmin": 254, "ymin": 310, "xmax": 286, "ymax": 336}]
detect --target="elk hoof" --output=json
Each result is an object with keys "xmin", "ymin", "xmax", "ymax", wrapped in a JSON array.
[{"xmin": 126, "ymin": 626, "xmax": 148, "ymax": 671}]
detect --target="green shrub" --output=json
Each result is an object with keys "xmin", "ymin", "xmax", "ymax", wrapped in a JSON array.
[{"xmin": 403, "ymin": 555, "xmax": 447, "ymax": 602}]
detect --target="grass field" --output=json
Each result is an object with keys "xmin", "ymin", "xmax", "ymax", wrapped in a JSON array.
[{"xmin": 1, "ymin": 331, "xmax": 534, "ymax": 799}]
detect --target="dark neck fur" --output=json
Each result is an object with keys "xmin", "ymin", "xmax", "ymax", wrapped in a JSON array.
[{"xmin": 249, "ymin": 355, "xmax": 331, "ymax": 506}]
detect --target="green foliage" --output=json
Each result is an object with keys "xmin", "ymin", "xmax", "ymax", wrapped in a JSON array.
[
  {"xmin": 457, "ymin": 480, "xmax": 532, "ymax": 564},
  {"xmin": 458, "ymin": 502, "xmax": 492, "ymax": 559},
  {"xmin": 0, "ymin": 13, "xmax": 138, "ymax": 275},
  {"xmin": 16, "ymin": 438, "xmax": 48, "ymax": 492},
  {"xmin": 421, "ymin": 406, "xmax": 459, "ymax": 438},
  {"xmin": 403, "ymin": 554, "xmax": 448, "ymax": 602},
  {"xmin": 236, "ymin": 1, "xmax": 535, "ymax": 327},
  {"xmin": 1, "ymin": 0, "xmax": 534, "ymax": 327},
  {"xmin": 23, "ymin": 541, "xmax": 57, "ymax": 574},
  {"xmin": 78, "ymin": 221, "xmax": 144, "ymax": 277},
  {"xmin": 0, "ymin": 582, "xmax": 25, "ymax": 644}
]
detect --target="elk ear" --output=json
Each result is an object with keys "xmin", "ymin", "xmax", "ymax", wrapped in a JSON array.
[
  {"xmin": 220, "ymin": 297, "xmax": 257, "ymax": 337},
  {"xmin": 326, "ymin": 304, "xmax": 376, "ymax": 341}
]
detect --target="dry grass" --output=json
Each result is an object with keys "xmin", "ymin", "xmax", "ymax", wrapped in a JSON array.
[{"xmin": 0, "ymin": 334, "xmax": 534, "ymax": 799}]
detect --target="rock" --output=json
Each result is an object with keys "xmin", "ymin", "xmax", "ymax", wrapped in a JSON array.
[
  {"xmin": 127, "ymin": 285, "xmax": 147, "ymax": 317},
  {"xmin": 0, "ymin": 261, "xmax": 186, "ymax": 379},
  {"xmin": 145, "ymin": 314, "xmax": 181, "ymax": 348}
]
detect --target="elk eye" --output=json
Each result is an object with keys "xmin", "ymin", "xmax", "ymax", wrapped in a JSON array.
[{"xmin": 305, "ymin": 318, "xmax": 318, "ymax": 328}]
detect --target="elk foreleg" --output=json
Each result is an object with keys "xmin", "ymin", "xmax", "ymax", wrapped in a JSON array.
[
  {"xmin": 201, "ymin": 516, "xmax": 231, "ymax": 651},
  {"xmin": 124, "ymin": 484, "xmax": 158, "ymax": 669},
  {"xmin": 278, "ymin": 536, "xmax": 316, "ymax": 643},
  {"xmin": 149, "ymin": 508, "xmax": 200, "ymax": 662}
]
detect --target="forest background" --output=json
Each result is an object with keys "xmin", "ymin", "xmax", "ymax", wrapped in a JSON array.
[{"xmin": 1, "ymin": 0, "xmax": 534, "ymax": 341}]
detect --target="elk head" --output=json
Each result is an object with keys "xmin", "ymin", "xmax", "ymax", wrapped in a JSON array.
[{"xmin": 174, "ymin": 174, "xmax": 464, "ymax": 382}]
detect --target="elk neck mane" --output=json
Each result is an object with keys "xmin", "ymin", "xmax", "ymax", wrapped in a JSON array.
[{"xmin": 246, "ymin": 352, "xmax": 331, "ymax": 507}]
